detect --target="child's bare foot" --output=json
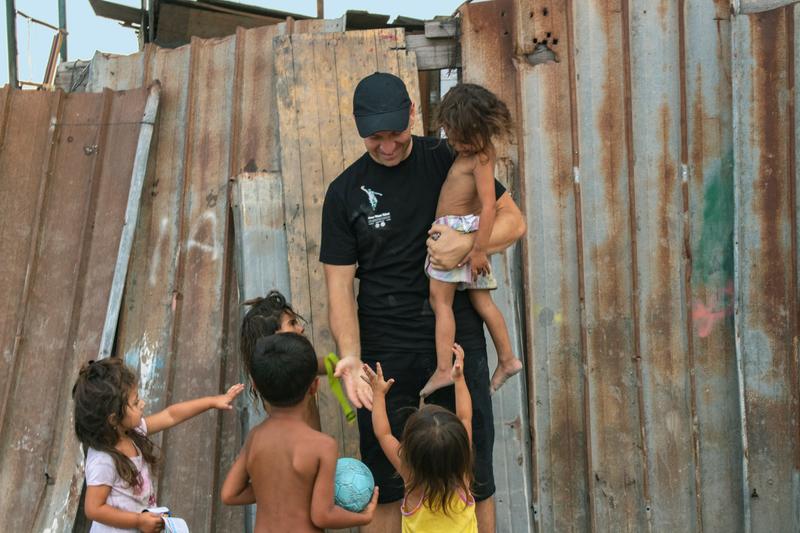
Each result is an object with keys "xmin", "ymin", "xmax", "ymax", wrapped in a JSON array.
[
  {"xmin": 490, "ymin": 358, "xmax": 523, "ymax": 394},
  {"xmin": 420, "ymin": 369, "xmax": 454, "ymax": 398}
]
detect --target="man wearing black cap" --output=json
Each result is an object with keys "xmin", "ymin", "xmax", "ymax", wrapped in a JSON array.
[{"xmin": 320, "ymin": 72, "xmax": 525, "ymax": 532}]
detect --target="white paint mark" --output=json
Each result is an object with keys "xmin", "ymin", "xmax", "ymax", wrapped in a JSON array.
[
  {"xmin": 148, "ymin": 217, "xmax": 170, "ymax": 287},
  {"xmin": 186, "ymin": 210, "xmax": 221, "ymax": 261}
]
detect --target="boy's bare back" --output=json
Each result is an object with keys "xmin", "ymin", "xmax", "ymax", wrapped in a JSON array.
[
  {"xmin": 246, "ymin": 417, "xmax": 334, "ymax": 533},
  {"xmin": 436, "ymin": 154, "xmax": 484, "ymax": 218}
]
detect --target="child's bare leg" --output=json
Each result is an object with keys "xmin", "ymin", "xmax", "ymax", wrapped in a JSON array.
[
  {"xmin": 422, "ymin": 279, "xmax": 458, "ymax": 397},
  {"xmin": 468, "ymin": 289, "xmax": 522, "ymax": 394}
]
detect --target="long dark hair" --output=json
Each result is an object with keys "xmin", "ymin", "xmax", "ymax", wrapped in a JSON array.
[
  {"xmin": 72, "ymin": 358, "xmax": 158, "ymax": 489},
  {"xmin": 240, "ymin": 290, "xmax": 305, "ymax": 401},
  {"xmin": 400, "ymin": 405, "xmax": 473, "ymax": 515},
  {"xmin": 435, "ymin": 82, "xmax": 513, "ymax": 159}
]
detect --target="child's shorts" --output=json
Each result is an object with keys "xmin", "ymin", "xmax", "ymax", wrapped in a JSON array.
[{"xmin": 425, "ymin": 214, "xmax": 498, "ymax": 290}]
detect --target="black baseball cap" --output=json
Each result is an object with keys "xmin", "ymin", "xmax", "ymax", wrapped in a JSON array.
[{"xmin": 353, "ymin": 72, "xmax": 411, "ymax": 138}]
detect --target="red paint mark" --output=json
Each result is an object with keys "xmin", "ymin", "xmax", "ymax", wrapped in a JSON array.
[{"xmin": 692, "ymin": 281, "xmax": 734, "ymax": 338}]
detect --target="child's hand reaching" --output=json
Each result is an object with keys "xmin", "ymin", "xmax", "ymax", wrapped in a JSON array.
[
  {"xmin": 361, "ymin": 363, "xmax": 394, "ymax": 396},
  {"xmin": 210, "ymin": 383, "xmax": 245, "ymax": 410},
  {"xmin": 451, "ymin": 343, "xmax": 465, "ymax": 382},
  {"xmin": 467, "ymin": 248, "xmax": 490, "ymax": 278}
]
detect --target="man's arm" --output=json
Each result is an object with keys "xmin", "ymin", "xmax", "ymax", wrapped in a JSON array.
[
  {"xmin": 324, "ymin": 263, "xmax": 373, "ymax": 410},
  {"xmin": 427, "ymin": 191, "xmax": 526, "ymax": 271}
]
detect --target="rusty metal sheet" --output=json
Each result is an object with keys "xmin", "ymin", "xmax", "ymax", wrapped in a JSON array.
[
  {"xmin": 732, "ymin": 8, "xmax": 800, "ymax": 532},
  {"xmin": 509, "ymin": 0, "xmax": 589, "ymax": 530},
  {"xmin": 460, "ymin": 2, "xmax": 534, "ymax": 532},
  {"xmin": 685, "ymin": 2, "xmax": 744, "ymax": 531},
  {"xmin": 0, "ymin": 86, "xmax": 155, "ymax": 532},
  {"xmin": 628, "ymin": 2, "xmax": 698, "ymax": 530},
  {"xmin": 571, "ymin": 0, "xmax": 647, "ymax": 529},
  {"xmin": 153, "ymin": 34, "xmax": 236, "ymax": 529}
]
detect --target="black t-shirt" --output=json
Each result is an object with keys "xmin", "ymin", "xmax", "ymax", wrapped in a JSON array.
[{"xmin": 319, "ymin": 136, "xmax": 505, "ymax": 354}]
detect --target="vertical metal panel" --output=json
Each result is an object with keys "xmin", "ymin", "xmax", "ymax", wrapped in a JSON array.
[
  {"xmin": 231, "ymin": 25, "xmax": 283, "ymax": 174},
  {"xmin": 157, "ymin": 35, "xmax": 236, "ymax": 531},
  {"xmin": 0, "ymin": 86, "xmax": 154, "ymax": 532},
  {"xmin": 733, "ymin": 8, "xmax": 800, "ymax": 532},
  {"xmin": 629, "ymin": 2, "xmax": 697, "ymax": 530},
  {"xmin": 461, "ymin": 2, "xmax": 534, "ymax": 532},
  {"xmin": 684, "ymin": 1, "xmax": 744, "ymax": 530},
  {"xmin": 511, "ymin": 0, "xmax": 589, "ymax": 530},
  {"xmin": 116, "ymin": 44, "xmax": 190, "ymax": 434},
  {"xmin": 572, "ymin": 0, "xmax": 647, "ymax": 529}
]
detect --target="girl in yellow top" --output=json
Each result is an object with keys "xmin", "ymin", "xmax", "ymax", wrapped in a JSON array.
[{"xmin": 363, "ymin": 344, "xmax": 477, "ymax": 533}]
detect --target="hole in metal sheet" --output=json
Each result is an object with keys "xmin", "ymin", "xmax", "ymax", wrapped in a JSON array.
[
  {"xmin": 543, "ymin": 7, "xmax": 549, "ymax": 16},
  {"xmin": 553, "ymin": 38, "xmax": 559, "ymax": 45},
  {"xmin": 546, "ymin": 31, "xmax": 552, "ymax": 37}
]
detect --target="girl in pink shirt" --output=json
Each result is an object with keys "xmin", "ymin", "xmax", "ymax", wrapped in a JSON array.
[{"xmin": 72, "ymin": 358, "xmax": 243, "ymax": 532}]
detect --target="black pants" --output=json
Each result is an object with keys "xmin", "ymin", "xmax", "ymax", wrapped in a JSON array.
[{"xmin": 357, "ymin": 340, "xmax": 496, "ymax": 504}]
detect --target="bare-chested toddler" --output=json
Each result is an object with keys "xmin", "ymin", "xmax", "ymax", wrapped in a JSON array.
[
  {"xmin": 221, "ymin": 332, "xmax": 378, "ymax": 532},
  {"xmin": 421, "ymin": 83, "xmax": 524, "ymax": 398}
]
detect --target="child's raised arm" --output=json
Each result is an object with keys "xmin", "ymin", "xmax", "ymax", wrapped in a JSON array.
[
  {"xmin": 362, "ymin": 363, "xmax": 407, "ymax": 479},
  {"xmin": 145, "ymin": 383, "xmax": 244, "ymax": 434},
  {"xmin": 466, "ymin": 152, "xmax": 497, "ymax": 278},
  {"xmin": 451, "ymin": 343, "xmax": 473, "ymax": 443},
  {"xmin": 221, "ymin": 439, "xmax": 256, "ymax": 506},
  {"xmin": 310, "ymin": 436, "xmax": 378, "ymax": 528}
]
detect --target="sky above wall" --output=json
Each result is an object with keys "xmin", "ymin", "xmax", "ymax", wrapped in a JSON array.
[{"xmin": 0, "ymin": 0, "xmax": 466, "ymax": 87}]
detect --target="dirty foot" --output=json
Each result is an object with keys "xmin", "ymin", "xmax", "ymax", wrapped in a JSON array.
[
  {"xmin": 490, "ymin": 358, "xmax": 523, "ymax": 394},
  {"xmin": 420, "ymin": 369, "xmax": 454, "ymax": 398}
]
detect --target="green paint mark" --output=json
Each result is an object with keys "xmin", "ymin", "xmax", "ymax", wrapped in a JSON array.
[{"xmin": 694, "ymin": 149, "xmax": 734, "ymax": 289}]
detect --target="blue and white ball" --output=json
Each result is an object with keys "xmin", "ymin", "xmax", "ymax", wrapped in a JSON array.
[{"xmin": 334, "ymin": 457, "xmax": 375, "ymax": 512}]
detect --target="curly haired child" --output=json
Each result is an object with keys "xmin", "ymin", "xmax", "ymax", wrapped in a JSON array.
[
  {"xmin": 72, "ymin": 358, "xmax": 243, "ymax": 532},
  {"xmin": 421, "ymin": 82, "xmax": 524, "ymax": 397}
]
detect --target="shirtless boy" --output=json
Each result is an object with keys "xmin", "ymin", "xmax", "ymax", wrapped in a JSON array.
[{"xmin": 221, "ymin": 332, "xmax": 378, "ymax": 532}]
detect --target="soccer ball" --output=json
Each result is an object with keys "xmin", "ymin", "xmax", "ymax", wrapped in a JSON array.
[{"xmin": 334, "ymin": 457, "xmax": 375, "ymax": 512}]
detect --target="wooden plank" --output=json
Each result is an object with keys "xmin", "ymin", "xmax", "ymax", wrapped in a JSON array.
[
  {"xmin": 732, "ymin": 9, "xmax": 799, "ymax": 532},
  {"xmin": 572, "ymin": 0, "xmax": 647, "ymax": 529},
  {"xmin": 684, "ymin": 2, "xmax": 743, "ymax": 530},
  {"xmin": 274, "ymin": 30, "xmax": 426, "ymax": 470},
  {"xmin": 628, "ymin": 2, "xmax": 698, "ymax": 531},
  {"xmin": 460, "ymin": 2, "xmax": 534, "ymax": 532},
  {"xmin": 158, "ymin": 35, "xmax": 236, "ymax": 530}
]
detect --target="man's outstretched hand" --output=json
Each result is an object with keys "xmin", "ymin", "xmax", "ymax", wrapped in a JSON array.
[{"xmin": 334, "ymin": 355, "xmax": 373, "ymax": 411}]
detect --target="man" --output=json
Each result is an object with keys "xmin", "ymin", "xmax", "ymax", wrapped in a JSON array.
[{"xmin": 320, "ymin": 72, "xmax": 525, "ymax": 533}]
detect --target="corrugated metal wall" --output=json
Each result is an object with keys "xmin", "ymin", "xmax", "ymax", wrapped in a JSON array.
[
  {"xmin": 5, "ymin": 1, "xmax": 799, "ymax": 530},
  {"xmin": 502, "ymin": 0, "xmax": 798, "ymax": 531},
  {"xmin": 0, "ymin": 85, "xmax": 157, "ymax": 531}
]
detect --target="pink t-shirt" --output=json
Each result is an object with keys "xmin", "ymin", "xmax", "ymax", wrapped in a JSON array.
[{"xmin": 85, "ymin": 419, "xmax": 157, "ymax": 533}]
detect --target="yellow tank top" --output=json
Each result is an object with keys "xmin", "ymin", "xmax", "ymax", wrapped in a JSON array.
[{"xmin": 401, "ymin": 489, "xmax": 478, "ymax": 533}]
